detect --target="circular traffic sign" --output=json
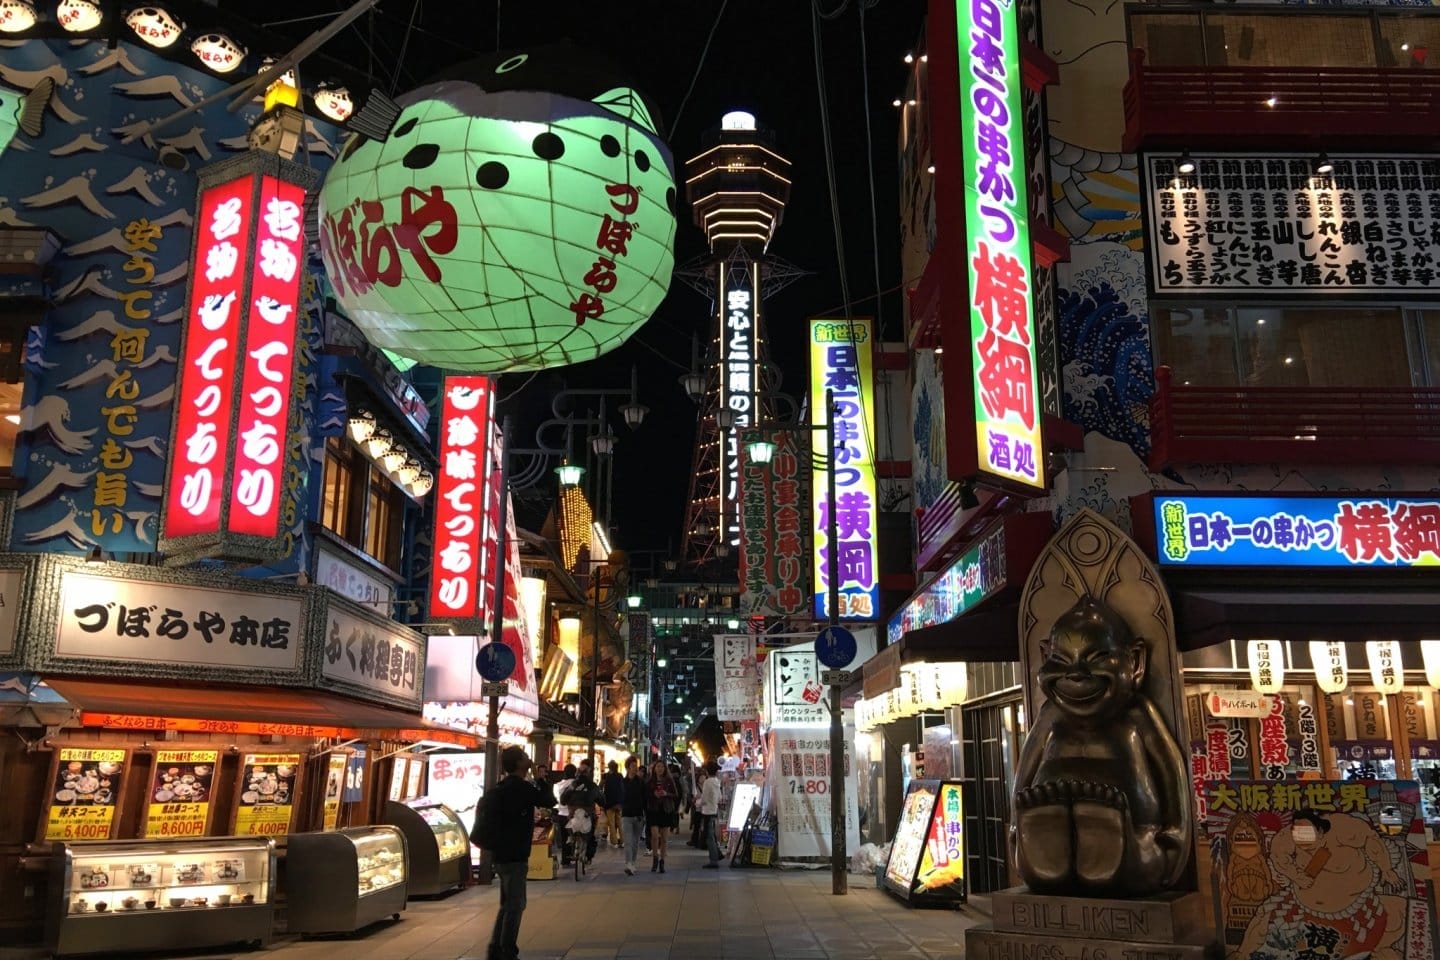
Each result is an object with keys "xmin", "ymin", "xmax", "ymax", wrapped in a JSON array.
[
  {"xmin": 815, "ymin": 625, "xmax": 858, "ymax": 669},
  {"xmin": 476, "ymin": 641, "xmax": 517, "ymax": 681}
]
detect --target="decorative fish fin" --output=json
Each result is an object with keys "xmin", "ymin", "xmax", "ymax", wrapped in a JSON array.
[
  {"xmin": 19, "ymin": 75, "xmax": 53, "ymax": 138},
  {"xmin": 592, "ymin": 86, "xmax": 657, "ymax": 136}
]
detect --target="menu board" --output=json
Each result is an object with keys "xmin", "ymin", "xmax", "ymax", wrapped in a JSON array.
[
  {"xmin": 144, "ymin": 748, "xmax": 218, "ymax": 838},
  {"xmin": 912, "ymin": 782, "xmax": 966, "ymax": 901},
  {"xmin": 405, "ymin": 757, "xmax": 424, "ymax": 799},
  {"xmin": 728, "ymin": 782, "xmax": 761, "ymax": 832},
  {"xmin": 44, "ymin": 747, "xmax": 128, "ymax": 841},
  {"xmin": 322, "ymin": 752, "xmax": 348, "ymax": 831},
  {"xmin": 233, "ymin": 752, "xmax": 300, "ymax": 836},
  {"xmin": 884, "ymin": 779, "xmax": 939, "ymax": 894}
]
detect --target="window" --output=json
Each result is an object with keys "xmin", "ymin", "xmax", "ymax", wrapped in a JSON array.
[
  {"xmin": 1154, "ymin": 304, "xmax": 1427, "ymax": 388},
  {"xmin": 319, "ymin": 436, "xmax": 406, "ymax": 571}
]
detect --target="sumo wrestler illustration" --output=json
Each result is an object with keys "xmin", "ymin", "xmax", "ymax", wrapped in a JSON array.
[
  {"xmin": 1013, "ymin": 595, "xmax": 1191, "ymax": 896},
  {"xmin": 1239, "ymin": 810, "xmax": 1410, "ymax": 960},
  {"xmin": 317, "ymin": 43, "xmax": 677, "ymax": 373}
]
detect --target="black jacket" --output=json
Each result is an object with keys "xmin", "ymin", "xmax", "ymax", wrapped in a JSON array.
[
  {"xmin": 602, "ymin": 770, "xmax": 625, "ymax": 807},
  {"xmin": 488, "ymin": 774, "xmax": 544, "ymax": 864},
  {"xmin": 621, "ymin": 774, "xmax": 647, "ymax": 817}
]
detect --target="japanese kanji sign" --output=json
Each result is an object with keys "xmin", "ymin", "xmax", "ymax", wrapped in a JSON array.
[
  {"xmin": 44, "ymin": 747, "xmax": 128, "ymax": 842},
  {"xmin": 721, "ymin": 264, "xmax": 760, "ymax": 544},
  {"xmin": 144, "ymin": 748, "xmax": 218, "ymax": 839},
  {"xmin": 809, "ymin": 317, "xmax": 879, "ymax": 621},
  {"xmin": 54, "ymin": 571, "xmax": 303, "ymax": 673},
  {"xmin": 1155, "ymin": 496, "xmax": 1440, "ymax": 567},
  {"xmin": 769, "ymin": 726, "xmax": 860, "ymax": 859},
  {"xmin": 321, "ymin": 605, "xmax": 425, "ymax": 707},
  {"xmin": 430, "ymin": 375, "xmax": 494, "ymax": 620},
  {"xmin": 1145, "ymin": 154, "xmax": 1440, "ymax": 295},
  {"xmin": 160, "ymin": 155, "xmax": 313, "ymax": 562},
  {"xmin": 1205, "ymin": 779, "xmax": 1435, "ymax": 959},
  {"xmin": 887, "ymin": 522, "xmax": 1006, "ymax": 644},
  {"xmin": 738, "ymin": 428, "xmax": 811, "ymax": 618},
  {"xmin": 959, "ymin": 0, "xmax": 1044, "ymax": 491},
  {"xmin": 715, "ymin": 633, "xmax": 760, "ymax": 722}
]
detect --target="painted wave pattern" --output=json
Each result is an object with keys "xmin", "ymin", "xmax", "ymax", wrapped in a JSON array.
[{"xmin": 0, "ymin": 38, "xmax": 342, "ymax": 555}]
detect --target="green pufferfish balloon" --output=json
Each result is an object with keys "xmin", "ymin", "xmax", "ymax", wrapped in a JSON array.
[{"xmin": 318, "ymin": 45, "xmax": 677, "ymax": 372}]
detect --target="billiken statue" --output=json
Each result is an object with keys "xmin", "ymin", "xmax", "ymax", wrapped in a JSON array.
[{"xmin": 1013, "ymin": 595, "xmax": 1192, "ymax": 897}]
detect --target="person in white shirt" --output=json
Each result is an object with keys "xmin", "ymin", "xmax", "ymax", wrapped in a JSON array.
[
  {"xmin": 553, "ymin": 763, "xmax": 576, "ymax": 865},
  {"xmin": 698, "ymin": 760, "xmax": 723, "ymax": 867}
]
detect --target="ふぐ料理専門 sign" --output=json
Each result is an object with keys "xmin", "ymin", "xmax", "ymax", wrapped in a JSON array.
[
  {"xmin": 51, "ymin": 571, "xmax": 303, "ymax": 675},
  {"xmin": 960, "ymin": 0, "xmax": 1044, "ymax": 491},
  {"xmin": 809, "ymin": 318, "xmax": 879, "ymax": 621},
  {"xmin": 321, "ymin": 605, "xmax": 424, "ymax": 707},
  {"xmin": 159, "ymin": 156, "xmax": 313, "ymax": 562},
  {"xmin": 1155, "ymin": 495, "xmax": 1440, "ymax": 567},
  {"xmin": 1145, "ymin": 154, "xmax": 1440, "ymax": 295},
  {"xmin": 430, "ymin": 376, "xmax": 494, "ymax": 620}
]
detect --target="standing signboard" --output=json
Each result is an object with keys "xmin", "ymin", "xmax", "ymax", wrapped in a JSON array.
[{"xmin": 883, "ymin": 779, "xmax": 966, "ymax": 906}]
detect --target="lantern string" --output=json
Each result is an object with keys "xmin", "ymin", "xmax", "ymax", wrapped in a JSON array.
[
  {"xmin": 389, "ymin": 0, "xmax": 423, "ymax": 95},
  {"xmin": 669, "ymin": 0, "xmax": 730, "ymax": 140}
]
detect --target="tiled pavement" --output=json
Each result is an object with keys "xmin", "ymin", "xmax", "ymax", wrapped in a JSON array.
[{"xmin": 65, "ymin": 842, "xmax": 982, "ymax": 960}]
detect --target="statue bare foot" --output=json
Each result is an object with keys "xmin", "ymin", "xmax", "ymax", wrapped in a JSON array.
[
  {"xmin": 1015, "ymin": 781, "xmax": 1075, "ymax": 889},
  {"xmin": 1072, "ymin": 781, "xmax": 1129, "ymax": 888}
]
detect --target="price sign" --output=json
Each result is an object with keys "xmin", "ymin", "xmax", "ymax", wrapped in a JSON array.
[
  {"xmin": 234, "ymin": 752, "xmax": 300, "ymax": 836},
  {"xmin": 322, "ymin": 752, "xmax": 348, "ymax": 831},
  {"xmin": 144, "ymin": 748, "xmax": 218, "ymax": 839},
  {"xmin": 44, "ymin": 747, "xmax": 128, "ymax": 842}
]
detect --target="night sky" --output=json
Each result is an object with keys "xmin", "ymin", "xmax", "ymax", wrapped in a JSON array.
[{"xmin": 252, "ymin": 0, "xmax": 925, "ymax": 556}]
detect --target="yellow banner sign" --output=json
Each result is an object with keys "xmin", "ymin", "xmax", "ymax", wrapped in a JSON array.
[
  {"xmin": 322, "ymin": 753, "xmax": 347, "ymax": 831},
  {"xmin": 144, "ymin": 749, "xmax": 218, "ymax": 839},
  {"xmin": 234, "ymin": 752, "xmax": 300, "ymax": 837},
  {"xmin": 46, "ymin": 747, "xmax": 127, "ymax": 841}
]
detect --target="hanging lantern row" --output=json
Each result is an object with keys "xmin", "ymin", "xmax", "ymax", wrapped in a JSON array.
[
  {"xmin": 854, "ymin": 662, "xmax": 968, "ymax": 731},
  {"xmin": 347, "ymin": 408, "xmax": 433, "ymax": 499},
  {"xmin": 1246, "ymin": 639, "xmax": 1440, "ymax": 693}
]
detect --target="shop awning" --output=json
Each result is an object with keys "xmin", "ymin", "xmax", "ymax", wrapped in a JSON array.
[
  {"xmin": 43, "ymin": 678, "xmax": 481, "ymax": 748},
  {"xmin": 1174, "ymin": 588, "xmax": 1440, "ymax": 650}
]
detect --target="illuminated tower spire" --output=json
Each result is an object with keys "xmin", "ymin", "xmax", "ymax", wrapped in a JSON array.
[{"xmin": 678, "ymin": 112, "xmax": 804, "ymax": 568}]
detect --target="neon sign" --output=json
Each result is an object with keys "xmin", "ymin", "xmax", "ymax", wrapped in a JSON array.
[
  {"xmin": 430, "ymin": 376, "xmax": 493, "ymax": 618},
  {"xmin": 888, "ymin": 523, "xmax": 1006, "ymax": 643},
  {"xmin": 720, "ymin": 263, "xmax": 759, "ymax": 545},
  {"xmin": 809, "ymin": 317, "xmax": 878, "ymax": 621},
  {"xmin": 960, "ymin": 0, "xmax": 1044, "ymax": 490},
  {"xmin": 1154, "ymin": 495, "xmax": 1440, "ymax": 567}
]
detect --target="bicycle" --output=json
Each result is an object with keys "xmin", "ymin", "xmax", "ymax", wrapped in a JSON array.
[{"xmin": 567, "ymin": 809, "xmax": 593, "ymax": 881}]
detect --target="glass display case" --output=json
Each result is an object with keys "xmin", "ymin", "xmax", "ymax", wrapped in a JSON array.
[
  {"xmin": 45, "ymin": 836, "xmax": 274, "ymax": 957},
  {"xmin": 286, "ymin": 826, "xmax": 408, "ymax": 935},
  {"xmin": 383, "ymin": 798, "xmax": 468, "ymax": 896}
]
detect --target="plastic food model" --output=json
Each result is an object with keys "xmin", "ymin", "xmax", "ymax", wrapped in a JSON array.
[{"xmin": 318, "ymin": 43, "xmax": 677, "ymax": 373}]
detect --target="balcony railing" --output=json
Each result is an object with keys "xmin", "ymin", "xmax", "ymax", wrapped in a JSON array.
[
  {"xmin": 1148, "ymin": 366, "xmax": 1440, "ymax": 470},
  {"xmin": 1123, "ymin": 50, "xmax": 1440, "ymax": 151}
]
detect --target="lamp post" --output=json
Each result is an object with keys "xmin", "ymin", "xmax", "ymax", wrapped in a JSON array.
[
  {"xmin": 477, "ymin": 417, "xmax": 512, "ymax": 886},
  {"xmin": 744, "ymin": 388, "xmax": 847, "ymax": 895}
]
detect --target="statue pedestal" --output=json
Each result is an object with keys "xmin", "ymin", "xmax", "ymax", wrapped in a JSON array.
[{"xmin": 965, "ymin": 888, "xmax": 1221, "ymax": 960}]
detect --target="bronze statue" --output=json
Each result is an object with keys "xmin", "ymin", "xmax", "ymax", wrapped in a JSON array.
[{"xmin": 1012, "ymin": 595, "xmax": 1192, "ymax": 897}]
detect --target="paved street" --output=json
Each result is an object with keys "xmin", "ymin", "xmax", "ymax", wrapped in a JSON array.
[{"xmin": 268, "ymin": 842, "xmax": 977, "ymax": 960}]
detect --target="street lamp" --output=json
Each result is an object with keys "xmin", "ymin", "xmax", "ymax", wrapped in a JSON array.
[
  {"xmin": 745, "ymin": 437, "xmax": 776, "ymax": 464},
  {"xmin": 626, "ymin": 594, "xmax": 642, "ymax": 610},
  {"xmin": 555, "ymin": 460, "xmax": 585, "ymax": 487}
]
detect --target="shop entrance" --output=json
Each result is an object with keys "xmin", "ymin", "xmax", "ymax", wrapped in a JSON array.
[{"xmin": 960, "ymin": 696, "xmax": 1022, "ymax": 895}]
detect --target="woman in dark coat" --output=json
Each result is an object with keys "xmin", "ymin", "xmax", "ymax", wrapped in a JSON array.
[{"xmin": 645, "ymin": 760, "xmax": 680, "ymax": 873}]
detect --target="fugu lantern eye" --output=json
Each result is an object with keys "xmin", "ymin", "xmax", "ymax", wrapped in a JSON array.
[
  {"xmin": 532, "ymin": 132, "xmax": 564, "ymax": 161},
  {"xmin": 600, "ymin": 135, "xmax": 620, "ymax": 158},
  {"xmin": 476, "ymin": 162, "xmax": 508, "ymax": 189},
  {"xmin": 635, "ymin": 149, "xmax": 650, "ymax": 172}
]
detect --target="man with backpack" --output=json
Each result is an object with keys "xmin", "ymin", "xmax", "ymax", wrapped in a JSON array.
[{"xmin": 473, "ymin": 746, "xmax": 547, "ymax": 960}]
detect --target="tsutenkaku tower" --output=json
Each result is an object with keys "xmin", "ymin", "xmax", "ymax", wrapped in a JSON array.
[{"xmin": 678, "ymin": 111, "xmax": 803, "ymax": 567}]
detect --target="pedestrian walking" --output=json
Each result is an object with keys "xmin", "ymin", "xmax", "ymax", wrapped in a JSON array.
[
  {"xmin": 478, "ymin": 746, "xmax": 548, "ymax": 960},
  {"xmin": 645, "ymin": 760, "xmax": 680, "ymax": 873},
  {"xmin": 688, "ymin": 766, "xmax": 706, "ymax": 848},
  {"xmin": 602, "ymin": 760, "xmax": 625, "ymax": 847},
  {"xmin": 620, "ymin": 757, "xmax": 647, "ymax": 875},
  {"xmin": 699, "ymin": 760, "xmax": 723, "ymax": 867}
]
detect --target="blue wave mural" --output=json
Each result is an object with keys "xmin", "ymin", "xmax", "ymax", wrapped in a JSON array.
[{"xmin": 0, "ymin": 37, "xmax": 343, "ymax": 556}]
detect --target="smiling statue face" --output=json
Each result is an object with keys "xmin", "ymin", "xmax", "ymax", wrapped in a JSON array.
[
  {"xmin": 1037, "ymin": 596, "xmax": 1144, "ymax": 719},
  {"xmin": 318, "ymin": 47, "xmax": 677, "ymax": 373}
]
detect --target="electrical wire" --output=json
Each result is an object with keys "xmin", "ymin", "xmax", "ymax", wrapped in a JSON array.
[
  {"xmin": 669, "ymin": 0, "xmax": 730, "ymax": 140},
  {"xmin": 810, "ymin": 0, "xmax": 851, "ymax": 320},
  {"xmin": 389, "ymin": 0, "xmax": 422, "ymax": 96}
]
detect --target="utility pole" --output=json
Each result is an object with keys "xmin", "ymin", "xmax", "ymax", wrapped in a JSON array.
[{"xmin": 477, "ymin": 416, "xmax": 512, "ymax": 886}]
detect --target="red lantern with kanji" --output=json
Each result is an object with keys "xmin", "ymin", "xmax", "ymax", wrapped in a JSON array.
[{"xmin": 159, "ymin": 152, "xmax": 316, "ymax": 563}]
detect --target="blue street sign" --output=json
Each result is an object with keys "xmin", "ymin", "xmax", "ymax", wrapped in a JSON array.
[
  {"xmin": 815, "ymin": 625, "xmax": 858, "ymax": 669},
  {"xmin": 476, "ymin": 642, "xmax": 517, "ymax": 682}
]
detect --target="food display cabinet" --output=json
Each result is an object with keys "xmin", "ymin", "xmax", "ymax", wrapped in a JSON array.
[
  {"xmin": 285, "ymin": 826, "xmax": 407, "ymax": 935},
  {"xmin": 45, "ymin": 836, "xmax": 275, "ymax": 957},
  {"xmin": 382, "ymin": 798, "xmax": 468, "ymax": 896}
]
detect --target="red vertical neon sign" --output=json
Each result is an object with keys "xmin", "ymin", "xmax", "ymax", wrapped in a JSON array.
[
  {"xmin": 231, "ymin": 175, "xmax": 306, "ymax": 537},
  {"xmin": 163, "ymin": 174, "xmax": 255, "ymax": 539},
  {"xmin": 430, "ymin": 376, "xmax": 492, "ymax": 618}
]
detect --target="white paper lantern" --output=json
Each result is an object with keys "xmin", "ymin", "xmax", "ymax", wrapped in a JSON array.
[
  {"xmin": 1423, "ymin": 640, "xmax": 1440, "ymax": 690},
  {"xmin": 191, "ymin": 33, "xmax": 247, "ymax": 74},
  {"xmin": 1366, "ymin": 639, "xmax": 1404, "ymax": 694},
  {"xmin": 1248, "ymin": 639, "xmax": 1284, "ymax": 694},
  {"xmin": 0, "ymin": 1, "xmax": 35, "ymax": 33},
  {"xmin": 57, "ymin": 0, "xmax": 102, "ymax": 32},
  {"xmin": 125, "ymin": 6, "xmax": 184, "ymax": 47},
  {"xmin": 313, "ymin": 85, "xmax": 354, "ymax": 123},
  {"xmin": 1310, "ymin": 640, "xmax": 1348, "ymax": 694}
]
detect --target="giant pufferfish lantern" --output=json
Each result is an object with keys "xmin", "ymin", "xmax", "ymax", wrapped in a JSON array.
[{"xmin": 318, "ymin": 45, "xmax": 677, "ymax": 373}]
